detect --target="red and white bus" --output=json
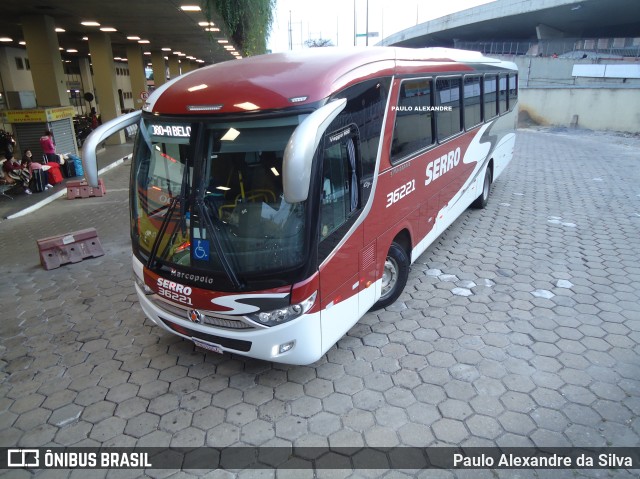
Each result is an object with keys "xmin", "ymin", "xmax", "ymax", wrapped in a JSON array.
[{"xmin": 83, "ymin": 47, "xmax": 517, "ymax": 365}]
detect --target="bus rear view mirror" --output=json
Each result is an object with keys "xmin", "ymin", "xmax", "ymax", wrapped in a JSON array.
[
  {"xmin": 282, "ymin": 98, "xmax": 346, "ymax": 203},
  {"xmin": 81, "ymin": 110, "xmax": 142, "ymax": 187}
]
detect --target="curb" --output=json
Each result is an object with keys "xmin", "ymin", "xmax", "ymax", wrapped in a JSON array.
[{"xmin": 6, "ymin": 155, "xmax": 130, "ymax": 220}]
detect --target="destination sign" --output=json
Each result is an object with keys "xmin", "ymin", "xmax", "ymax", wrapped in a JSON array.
[{"xmin": 151, "ymin": 124, "xmax": 192, "ymax": 138}]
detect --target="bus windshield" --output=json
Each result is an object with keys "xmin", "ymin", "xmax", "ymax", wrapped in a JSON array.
[{"xmin": 131, "ymin": 115, "xmax": 309, "ymax": 287}]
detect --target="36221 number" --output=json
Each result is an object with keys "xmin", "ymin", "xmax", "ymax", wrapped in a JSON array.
[{"xmin": 386, "ymin": 179, "xmax": 416, "ymax": 208}]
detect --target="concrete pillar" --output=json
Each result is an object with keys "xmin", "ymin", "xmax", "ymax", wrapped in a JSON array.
[
  {"xmin": 21, "ymin": 15, "xmax": 69, "ymax": 107},
  {"xmin": 181, "ymin": 61, "xmax": 193, "ymax": 73},
  {"xmin": 168, "ymin": 55, "xmax": 181, "ymax": 79},
  {"xmin": 88, "ymin": 32, "xmax": 125, "ymax": 145},
  {"xmin": 78, "ymin": 57, "xmax": 96, "ymax": 113},
  {"xmin": 151, "ymin": 50, "xmax": 166, "ymax": 88},
  {"xmin": 536, "ymin": 24, "xmax": 565, "ymax": 40},
  {"xmin": 126, "ymin": 44, "xmax": 148, "ymax": 109}
]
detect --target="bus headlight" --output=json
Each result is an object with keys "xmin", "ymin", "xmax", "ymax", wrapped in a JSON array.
[{"xmin": 249, "ymin": 291, "xmax": 317, "ymax": 327}]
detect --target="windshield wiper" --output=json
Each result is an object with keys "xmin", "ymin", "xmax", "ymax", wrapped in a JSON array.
[
  {"xmin": 147, "ymin": 155, "xmax": 191, "ymax": 268},
  {"xmin": 192, "ymin": 133, "xmax": 244, "ymax": 290},
  {"xmin": 195, "ymin": 196, "xmax": 244, "ymax": 290},
  {"xmin": 146, "ymin": 195, "xmax": 180, "ymax": 269}
]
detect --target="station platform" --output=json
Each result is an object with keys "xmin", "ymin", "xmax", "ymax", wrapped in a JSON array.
[{"xmin": 0, "ymin": 141, "xmax": 134, "ymax": 220}]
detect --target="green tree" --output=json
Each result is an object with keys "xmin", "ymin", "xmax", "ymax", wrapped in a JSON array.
[
  {"xmin": 202, "ymin": 0, "xmax": 276, "ymax": 57},
  {"xmin": 304, "ymin": 38, "xmax": 334, "ymax": 48}
]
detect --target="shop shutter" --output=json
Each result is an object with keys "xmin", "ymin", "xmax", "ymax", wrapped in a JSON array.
[
  {"xmin": 13, "ymin": 118, "xmax": 78, "ymax": 159},
  {"xmin": 50, "ymin": 119, "xmax": 78, "ymax": 156},
  {"xmin": 13, "ymin": 123, "xmax": 44, "ymax": 158}
]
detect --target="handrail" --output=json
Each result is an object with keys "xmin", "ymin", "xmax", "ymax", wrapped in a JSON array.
[{"xmin": 81, "ymin": 110, "xmax": 142, "ymax": 187}]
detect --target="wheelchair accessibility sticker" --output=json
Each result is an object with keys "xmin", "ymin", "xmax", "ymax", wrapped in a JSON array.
[{"xmin": 192, "ymin": 239, "xmax": 210, "ymax": 261}]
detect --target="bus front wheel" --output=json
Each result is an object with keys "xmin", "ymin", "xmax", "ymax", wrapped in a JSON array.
[{"xmin": 373, "ymin": 242, "xmax": 410, "ymax": 310}]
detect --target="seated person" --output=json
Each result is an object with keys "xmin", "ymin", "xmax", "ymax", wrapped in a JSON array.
[
  {"xmin": 22, "ymin": 149, "xmax": 52, "ymax": 190},
  {"xmin": 0, "ymin": 160, "xmax": 13, "ymax": 185},
  {"xmin": 3, "ymin": 153, "xmax": 32, "ymax": 194}
]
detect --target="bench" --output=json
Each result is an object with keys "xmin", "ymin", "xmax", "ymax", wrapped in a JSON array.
[
  {"xmin": 0, "ymin": 159, "xmax": 15, "ymax": 199},
  {"xmin": 0, "ymin": 181, "xmax": 14, "ymax": 199}
]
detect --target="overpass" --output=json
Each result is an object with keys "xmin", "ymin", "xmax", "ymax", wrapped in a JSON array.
[
  {"xmin": 381, "ymin": 0, "xmax": 640, "ymax": 133},
  {"xmin": 380, "ymin": 0, "xmax": 640, "ymax": 49}
]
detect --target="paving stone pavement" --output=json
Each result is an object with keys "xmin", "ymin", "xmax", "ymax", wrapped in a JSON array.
[{"xmin": 0, "ymin": 128, "xmax": 639, "ymax": 478}]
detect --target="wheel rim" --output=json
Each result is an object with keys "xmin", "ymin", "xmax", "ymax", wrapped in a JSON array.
[
  {"xmin": 381, "ymin": 256, "xmax": 399, "ymax": 299},
  {"xmin": 482, "ymin": 171, "xmax": 491, "ymax": 201}
]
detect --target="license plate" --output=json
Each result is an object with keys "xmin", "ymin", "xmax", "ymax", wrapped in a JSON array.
[{"xmin": 192, "ymin": 338, "xmax": 223, "ymax": 354}]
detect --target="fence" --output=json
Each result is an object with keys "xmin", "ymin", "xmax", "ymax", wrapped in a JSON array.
[{"xmin": 454, "ymin": 37, "xmax": 640, "ymax": 59}]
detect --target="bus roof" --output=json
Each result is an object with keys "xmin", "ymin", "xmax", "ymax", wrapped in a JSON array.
[{"xmin": 145, "ymin": 47, "xmax": 514, "ymax": 115}]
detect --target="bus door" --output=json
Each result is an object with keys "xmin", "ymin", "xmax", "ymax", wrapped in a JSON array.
[{"xmin": 318, "ymin": 128, "xmax": 363, "ymax": 346}]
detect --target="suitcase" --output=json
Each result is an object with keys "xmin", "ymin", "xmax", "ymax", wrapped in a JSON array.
[
  {"xmin": 30, "ymin": 169, "xmax": 47, "ymax": 192},
  {"xmin": 47, "ymin": 163, "xmax": 64, "ymax": 185},
  {"xmin": 69, "ymin": 154, "xmax": 84, "ymax": 177},
  {"xmin": 61, "ymin": 158, "xmax": 76, "ymax": 178}
]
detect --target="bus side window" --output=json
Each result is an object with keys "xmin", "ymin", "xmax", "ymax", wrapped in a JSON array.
[
  {"xmin": 320, "ymin": 135, "xmax": 359, "ymax": 239},
  {"xmin": 435, "ymin": 77, "xmax": 462, "ymax": 141},
  {"xmin": 463, "ymin": 76, "xmax": 482, "ymax": 130},
  {"xmin": 391, "ymin": 79, "xmax": 434, "ymax": 163},
  {"xmin": 508, "ymin": 73, "xmax": 518, "ymax": 109},
  {"xmin": 499, "ymin": 74, "xmax": 508, "ymax": 113},
  {"xmin": 484, "ymin": 75, "xmax": 498, "ymax": 119}
]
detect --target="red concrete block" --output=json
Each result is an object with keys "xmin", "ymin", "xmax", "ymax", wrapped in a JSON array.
[
  {"xmin": 36, "ymin": 228, "xmax": 104, "ymax": 270},
  {"xmin": 67, "ymin": 179, "xmax": 106, "ymax": 199}
]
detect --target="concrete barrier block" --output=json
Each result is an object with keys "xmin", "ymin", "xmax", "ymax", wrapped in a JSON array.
[
  {"xmin": 36, "ymin": 228, "xmax": 104, "ymax": 270},
  {"xmin": 67, "ymin": 179, "xmax": 106, "ymax": 199}
]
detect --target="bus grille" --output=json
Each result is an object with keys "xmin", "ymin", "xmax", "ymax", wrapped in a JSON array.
[{"xmin": 149, "ymin": 295, "xmax": 257, "ymax": 330}]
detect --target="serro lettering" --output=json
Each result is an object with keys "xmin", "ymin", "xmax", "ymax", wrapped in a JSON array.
[
  {"xmin": 157, "ymin": 278, "xmax": 192, "ymax": 296},
  {"xmin": 425, "ymin": 147, "xmax": 461, "ymax": 186}
]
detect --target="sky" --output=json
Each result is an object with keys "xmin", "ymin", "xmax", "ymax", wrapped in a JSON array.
[{"xmin": 267, "ymin": 0, "xmax": 495, "ymax": 52}]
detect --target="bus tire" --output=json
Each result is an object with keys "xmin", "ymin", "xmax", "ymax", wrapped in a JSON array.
[
  {"xmin": 373, "ymin": 242, "xmax": 410, "ymax": 310},
  {"xmin": 471, "ymin": 166, "xmax": 492, "ymax": 209}
]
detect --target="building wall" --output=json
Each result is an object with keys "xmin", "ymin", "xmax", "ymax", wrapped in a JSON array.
[
  {"xmin": 493, "ymin": 55, "xmax": 640, "ymax": 132},
  {"xmin": 0, "ymin": 47, "xmax": 134, "ymax": 116},
  {"xmin": 114, "ymin": 62, "xmax": 135, "ymax": 112},
  {"xmin": 508, "ymin": 56, "xmax": 640, "ymax": 88},
  {"xmin": 0, "ymin": 46, "xmax": 36, "ymax": 104},
  {"xmin": 519, "ymin": 88, "xmax": 640, "ymax": 133},
  {"xmin": 512, "ymin": 57, "xmax": 583, "ymax": 87}
]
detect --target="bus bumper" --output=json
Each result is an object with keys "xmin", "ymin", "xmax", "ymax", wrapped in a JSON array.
[{"xmin": 135, "ymin": 283, "xmax": 324, "ymax": 365}]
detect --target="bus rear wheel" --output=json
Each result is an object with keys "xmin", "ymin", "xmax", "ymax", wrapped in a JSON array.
[
  {"xmin": 373, "ymin": 242, "xmax": 410, "ymax": 310},
  {"xmin": 471, "ymin": 166, "xmax": 492, "ymax": 209}
]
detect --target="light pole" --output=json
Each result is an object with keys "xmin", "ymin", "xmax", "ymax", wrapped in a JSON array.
[
  {"xmin": 366, "ymin": 0, "xmax": 369, "ymax": 46},
  {"xmin": 288, "ymin": 10, "xmax": 292, "ymax": 50},
  {"xmin": 353, "ymin": 0, "xmax": 357, "ymax": 46}
]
